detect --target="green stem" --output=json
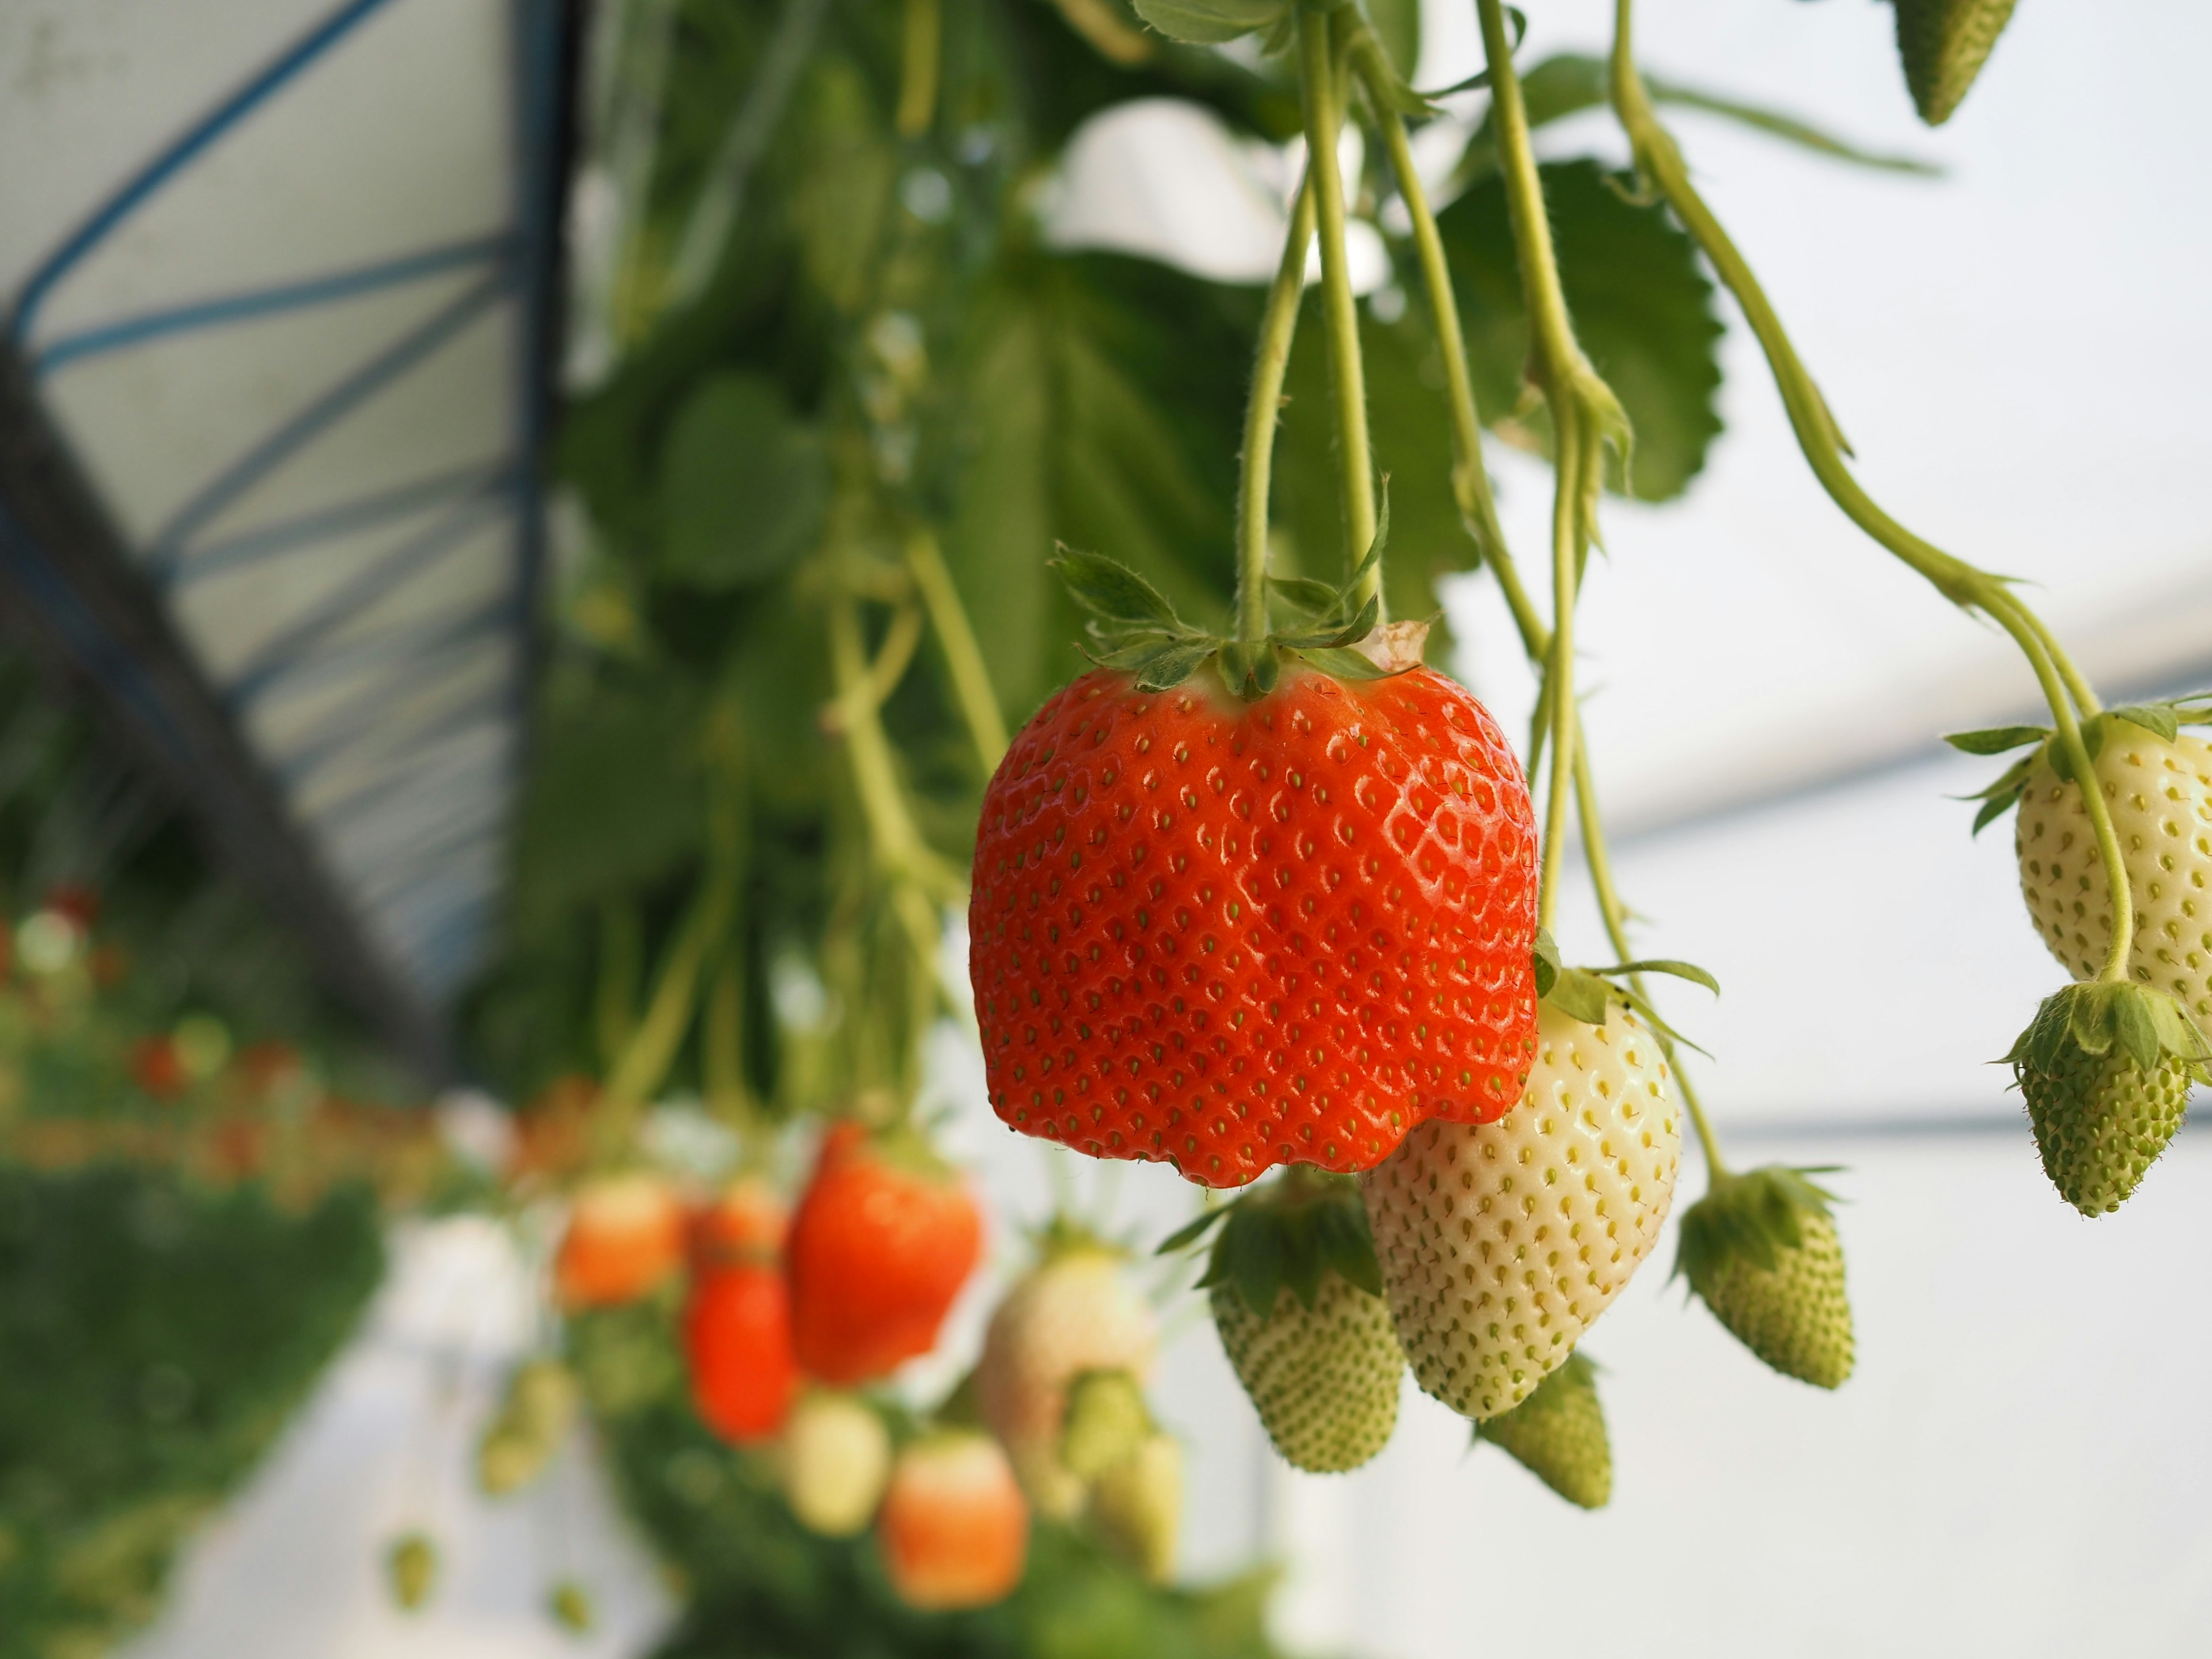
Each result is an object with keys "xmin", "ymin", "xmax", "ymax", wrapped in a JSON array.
[
  {"xmin": 1571, "ymin": 745, "xmax": 1728, "ymax": 1175},
  {"xmin": 1350, "ymin": 40, "xmax": 1532, "ymax": 637},
  {"xmin": 903, "ymin": 528, "xmax": 1009, "ymax": 774},
  {"xmin": 896, "ymin": 0, "xmax": 940, "ymax": 139},
  {"xmin": 1296, "ymin": 7, "xmax": 1379, "ymax": 596},
  {"xmin": 1606, "ymin": 0, "xmax": 2134, "ymax": 982},
  {"xmin": 604, "ymin": 866, "xmax": 736, "ymax": 1114},
  {"xmin": 827, "ymin": 589, "xmax": 963, "ymax": 903},
  {"xmin": 1537, "ymin": 427, "xmax": 1580, "ymax": 933},
  {"xmin": 594, "ymin": 899, "xmax": 642, "ymax": 1075},
  {"xmin": 1236, "ymin": 181, "xmax": 1317, "ymax": 643}
]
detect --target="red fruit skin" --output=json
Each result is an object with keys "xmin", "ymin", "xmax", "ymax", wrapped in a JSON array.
[
  {"xmin": 970, "ymin": 666, "xmax": 1539, "ymax": 1188},
  {"xmin": 787, "ymin": 1125, "xmax": 983, "ymax": 1386},
  {"xmin": 684, "ymin": 1265, "xmax": 798, "ymax": 1444},
  {"xmin": 131, "ymin": 1036, "xmax": 187, "ymax": 1101},
  {"xmin": 878, "ymin": 1433, "xmax": 1029, "ymax": 1611}
]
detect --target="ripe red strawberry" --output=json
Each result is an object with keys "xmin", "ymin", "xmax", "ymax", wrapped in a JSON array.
[
  {"xmin": 691, "ymin": 1176, "xmax": 787, "ymax": 1268},
  {"xmin": 970, "ymin": 662, "xmax": 1539, "ymax": 1187},
  {"xmin": 554, "ymin": 1172, "xmax": 687, "ymax": 1308},
  {"xmin": 877, "ymin": 1431, "xmax": 1030, "ymax": 1611},
  {"xmin": 786, "ymin": 1123, "xmax": 983, "ymax": 1385},
  {"xmin": 685, "ymin": 1263, "xmax": 799, "ymax": 1444}
]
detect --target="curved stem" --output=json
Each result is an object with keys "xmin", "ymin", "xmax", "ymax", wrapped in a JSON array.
[
  {"xmin": 903, "ymin": 529, "xmax": 1009, "ymax": 774},
  {"xmin": 1571, "ymin": 744, "xmax": 1728, "ymax": 1175},
  {"xmin": 827, "ymin": 589, "xmax": 963, "ymax": 902},
  {"xmin": 1607, "ymin": 0, "xmax": 2134, "ymax": 980},
  {"xmin": 1537, "ymin": 422, "xmax": 1581, "ymax": 932},
  {"xmin": 1236, "ymin": 182, "xmax": 1317, "ymax": 643},
  {"xmin": 895, "ymin": 0, "xmax": 940, "ymax": 139},
  {"xmin": 1296, "ymin": 8, "xmax": 1379, "ymax": 595}
]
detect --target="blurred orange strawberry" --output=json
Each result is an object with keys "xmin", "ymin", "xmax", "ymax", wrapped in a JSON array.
[
  {"xmin": 878, "ymin": 1431, "xmax": 1029, "ymax": 1610},
  {"xmin": 691, "ymin": 1176, "xmax": 787, "ymax": 1270},
  {"xmin": 786, "ymin": 1124, "xmax": 982, "ymax": 1386},
  {"xmin": 555, "ymin": 1172, "xmax": 685, "ymax": 1308},
  {"xmin": 131, "ymin": 1035, "xmax": 187, "ymax": 1101}
]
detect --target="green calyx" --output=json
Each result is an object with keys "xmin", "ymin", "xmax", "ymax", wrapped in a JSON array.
[
  {"xmin": 1673, "ymin": 1164, "xmax": 1840, "ymax": 1290},
  {"xmin": 2003, "ymin": 980, "xmax": 2212, "ymax": 1086},
  {"xmin": 1472, "ymin": 1350, "xmax": 1611, "ymax": 1510},
  {"xmin": 1532, "ymin": 926, "xmax": 1717, "ymax": 1044},
  {"xmin": 1157, "ymin": 1165, "xmax": 1381, "ymax": 1314},
  {"xmin": 1054, "ymin": 493, "xmax": 1419, "ymax": 703},
  {"xmin": 1948, "ymin": 696, "xmax": 2211, "ymax": 835}
]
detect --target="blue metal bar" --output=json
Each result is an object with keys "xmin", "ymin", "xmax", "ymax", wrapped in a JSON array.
[
  {"xmin": 274, "ymin": 650, "xmax": 510, "ymax": 787},
  {"xmin": 8, "ymin": 0, "xmax": 406, "ymax": 347},
  {"xmin": 293, "ymin": 691, "xmax": 512, "ymax": 823},
  {"xmin": 31, "ymin": 236, "xmax": 517, "ymax": 378},
  {"xmin": 222, "ymin": 484, "xmax": 516, "ymax": 703},
  {"xmin": 230, "ymin": 593, "xmax": 520, "ymax": 709},
  {"xmin": 161, "ymin": 459, "xmax": 519, "ymax": 589},
  {"xmin": 147, "ymin": 271, "xmax": 510, "ymax": 567}
]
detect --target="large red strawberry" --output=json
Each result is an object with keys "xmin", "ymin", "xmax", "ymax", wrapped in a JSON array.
[
  {"xmin": 685, "ymin": 1264, "xmax": 798, "ymax": 1444},
  {"xmin": 970, "ymin": 656, "xmax": 1538, "ymax": 1187},
  {"xmin": 786, "ymin": 1123, "xmax": 983, "ymax": 1385}
]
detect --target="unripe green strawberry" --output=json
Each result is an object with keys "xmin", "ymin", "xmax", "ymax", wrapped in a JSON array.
[
  {"xmin": 387, "ymin": 1531, "xmax": 438, "ymax": 1612},
  {"xmin": 1474, "ymin": 1350, "xmax": 1609, "ymax": 1509},
  {"xmin": 777, "ymin": 1391, "xmax": 893, "ymax": 1537},
  {"xmin": 1164, "ymin": 1166, "xmax": 1402, "ymax": 1472},
  {"xmin": 549, "ymin": 1577, "xmax": 595, "ymax": 1634},
  {"xmin": 1361, "ymin": 997, "xmax": 1680, "ymax": 1419},
  {"xmin": 1060, "ymin": 1367, "xmax": 1153, "ymax": 1481},
  {"xmin": 1676, "ymin": 1166, "xmax": 1854, "ymax": 1389},
  {"xmin": 2006, "ymin": 980, "xmax": 2210, "ymax": 1215},
  {"xmin": 1085, "ymin": 1430, "xmax": 1183, "ymax": 1584},
  {"xmin": 478, "ymin": 1358, "xmax": 579, "ymax": 1495},
  {"xmin": 2015, "ymin": 727, "xmax": 2212, "ymax": 1037},
  {"xmin": 976, "ymin": 1229, "xmax": 1157, "ymax": 1519},
  {"xmin": 1894, "ymin": 0, "xmax": 2018, "ymax": 126}
]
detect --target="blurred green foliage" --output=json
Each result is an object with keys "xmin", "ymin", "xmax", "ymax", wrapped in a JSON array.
[{"xmin": 0, "ymin": 1166, "xmax": 384, "ymax": 1659}]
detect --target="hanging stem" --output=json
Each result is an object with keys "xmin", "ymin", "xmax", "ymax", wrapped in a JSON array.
[
  {"xmin": 1605, "ymin": 0, "xmax": 2134, "ymax": 982},
  {"xmin": 896, "ymin": 0, "xmax": 941, "ymax": 139},
  {"xmin": 1236, "ymin": 182, "xmax": 1317, "ymax": 644},
  {"xmin": 903, "ymin": 529, "xmax": 1009, "ymax": 774},
  {"xmin": 827, "ymin": 589, "xmax": 963, "ymax": 903},
  {"xmin": 1296, "ymin": 7, "xmax": 1380, "ymax": 597},
  {"xmin": 593, "ymin": 899, "xmax": 642, "ymax": 1074}
]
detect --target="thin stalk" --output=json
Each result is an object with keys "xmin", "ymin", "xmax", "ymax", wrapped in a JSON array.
[
  {"xmin": 603, "ymin": 866, "xmax": 736, "ymax": 1113},
  {"xmin": 1236, "ymin": 181, "xmax": 1317, "ymax": 643},
  {"xmin": 1296, "ymin": 8, "xmax": 1379, "ymax": 593},
  {"xmin": 903, "ymin": 529, "xmax": 1009, "ymax": 773},
  {"xmin": 1350, "ymin": 39, "xmax": 1533, "ymax": 639},
  {"xmin": 1537, "ymin": 431, "xmax": 1581, "ymax": 932},
  {"xmin": 1606, "ymin": 0, "xmax": 2133, "ymax": 980},
  {"xmin": 827, "ymin": 589, "xmax": 963, "ymax": 902},
  {"xmin": 896, "ymin": 0, "xmax": 940, "ymax": 139},
  {"xmin": 594, "ymin": 899, "xmax": 642, "ymax": 1074},
  {"xmin": 1572, "ymin": 745, "xmax": 1728, "ymax": 1175}
]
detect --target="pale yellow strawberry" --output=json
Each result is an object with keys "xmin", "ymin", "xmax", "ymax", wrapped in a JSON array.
[
  {"xmin": 1360, "ymin": 998, "xmax": 1680, "ymax": 1419},
  {"xmin": 2016, "ymin": 729, "xmax": 2212, "ymax": 1037},
  {"xmin": 777, "ymin": 1391, "xmax": 892, "ymax": 1537},
  {"xmin": 976, "ymin": 1241, "xmax": 1157, "ymax": 1519}
]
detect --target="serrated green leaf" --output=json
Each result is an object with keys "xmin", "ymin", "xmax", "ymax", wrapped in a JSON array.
[
  {"xmin": 1128, "ymin": 0, "xmax": 1285, "ymax": 46},
  {"xmin": 2108, "ymin": 704, "xmax": 2181, "ymax": 743},
  {"xmin": 1943, "ymin": 724, "xmax": 2050, "ymax": 756},
  {"xmin": 1054, "ymin": 549, "xmax": 1181, "ymax": 627},
  {"xmin": 1434, "ymin": 160, "xmax": 1723, "ymax": 502}
]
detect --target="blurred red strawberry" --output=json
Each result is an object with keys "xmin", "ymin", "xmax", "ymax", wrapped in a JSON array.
[
  {"xmin": 684, "ymin": 1263, "xmax": 798, "ymax": 1444},
  {"xmin": 554, "ymin": 1173, "xmax": 686, "ymax": 1308},
  {"xmin": 43, "ymin": 883, "xmax": 99, "ymax": 929},
  {"xmin": 131, "ymin": 1035, "xmax": 187, "ymax": 1101},
  {"xmin": 878, "ymin": 1431, "xmax": 1029, "ymax": 1610},
  {"xmin": 691, "ymin": 1176, "xmax": 787, "ymax": 1270},
  {"xmin": 786, "ymin": 1124, "xmax": 982, "ymax": 1386}
]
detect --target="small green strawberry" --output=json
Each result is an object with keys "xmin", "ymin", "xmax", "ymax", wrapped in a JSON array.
[
  {"xmin": 1163, "ymin": 1166, "xmax": 1404, "ymax": 1474},
  {"xmin": 387, "ymin": 1531, "xmax": 438, "ymax": 1612},
  {"xmin": 549, "ymin": 1577, "xmax": 596, "ymax": 1635},
  {"xmin": 1893, "ymin": 0, "xmax": 2020, "ymax": 126},
  {"xmin": 1086, "ymin": 1430, "xmax": 1183, "ymax": 1584},
  {"xmin": 1473, "ymin": 1351, "xmax": 1610, "ymax": 1510},
  {"xmin": 1060, "ymin": 1367, "xmax": 1153, "ymax": 1482},
  {"xmin": 1361, "ymin": 991, "xmax": 1681, "ymax": 1420},
  {"xmin": 1676, "ymin": 1166, "xmax": 1854, "ymax": 1389},
  {"xmin": 2005, "ymin": 980, "xmax": 2210, "ymax": 1215},
  {"xmin": 478, "ymin": 1357, "xmax": 578, "ymax": 1496}
]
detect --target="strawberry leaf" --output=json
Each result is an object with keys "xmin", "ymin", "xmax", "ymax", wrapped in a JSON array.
[
  {"xmin": 1266, "ymin": 575, "xmax": 1339, "ymax": 619},
  {"xmin": 1542, "ymin": 967, "xmax": 1613, "ymax": 1028},
  {"xmin": 1290, "ymin": 646, "xmax": 1410, "ymax": 681},
  {"xmin": 1596, "ymin": 958, "xmax": 1719, "ymax": 996},
  {"xmin": 1053, "ymin": 549, "xmax": 1182, "ymax": 629},
  {"xmin": 1532, "ymin": 929, "xmax": 1561, "ymax": 998},
  {"xmin": 1943, "ymin": 724, "xmax": 2049, "ymax": 755},
  {"xmin": 1971, "ymin": 788, "xmax": 2024, "ymax": 836},
  {"xmin": 1156, "ymin": 1203, "xmax": 1234, "ymax": 1255},
  {"xmin": 1130, "ymin": 636, "xmax": 1222, "ymax": 692},
  {"xmin": 1127, "ymin": 0, "xmax": 1286, "ymax": 46}
]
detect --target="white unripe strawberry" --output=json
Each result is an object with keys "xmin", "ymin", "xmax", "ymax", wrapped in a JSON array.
[
  {"xmin": 777, "ymin": 1391, "xmax": 892, "ymax": 1537},
  {"xmin": 976, "ymin": 1236, "xmax": 1157, "ymax": 1519},
  {"xmin": 1361, "ymin": 997, "xmax": 1680, "ymax": 1419},
  {"xmin": 2016, "ymin": 728, "xmax": 2212, "ymax": 1036}
]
